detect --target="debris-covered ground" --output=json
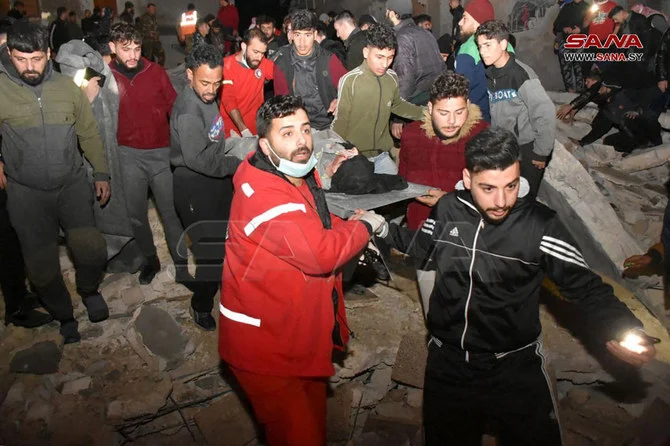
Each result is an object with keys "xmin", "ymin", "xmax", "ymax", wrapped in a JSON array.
[{"xmin": 2, "ymin": 96, "xmax": 670, "ymax": 446}]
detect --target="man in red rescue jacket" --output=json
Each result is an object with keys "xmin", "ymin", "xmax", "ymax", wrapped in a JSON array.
[{"xmin": 219, "ymin": 95, "xmax": 386, "ymax": 446}]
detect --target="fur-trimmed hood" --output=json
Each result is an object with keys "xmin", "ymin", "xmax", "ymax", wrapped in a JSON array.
[{"xmin": 420, "ymin": 103, "xmax": 484, "ymax": 145}]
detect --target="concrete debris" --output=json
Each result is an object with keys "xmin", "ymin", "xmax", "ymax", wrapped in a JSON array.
[
  {"xmin": 193, "ymin": 392, "xmax": 257, "ymax": 446},
  {"xmin": 106, "ymin": 376, "xmax": 172, "ymax": 420},
  {"xmin": 613, "ymin": 144, "xmax": 670, "ymax": 173},
  {"xmin": 121, "ymin": 285, "xmax": 146, "ymax": 310},
  {"xmin": 327, "ymin": 382, "xmax": 355, "ymax": 442},
  {"xmin": 25, "ymin": 397, "xmax": 53, "ymax": 425},
  {"xmin": 10, "ymin": 341, "xmax": 62, "ymax": 375},
  {"xmin": 1, "ymin": 381, "xmax": 24, "ymax": 408},
  {"xmin": 61, "ymin": 376, "xmax": 92, "ymax": 395},
  {"xmin": 125, "ymin": 304, "xmax": 192, "ymax": 371},
  {"xmin": 360, "ymin": 366, "xmax": 394, "ymax": 407},
  {"xmin": 391, "ymin": 332, "xmax": 428, "ymax": 389},
  {"xmin": 405, "ymin": 388, "xmax": 423, "ymax": 409}
]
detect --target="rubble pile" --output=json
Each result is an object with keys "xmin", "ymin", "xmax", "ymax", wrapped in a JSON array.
[{"xmin": 2, "ymin": 95, "xmax": 670, "ymax": 445}]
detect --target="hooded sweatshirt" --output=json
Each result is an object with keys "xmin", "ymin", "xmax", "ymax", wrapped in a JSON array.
[
  {"xmin": 0, "ymin": 44, "xmax": 108, "ymax": 190},
  {"xmin": 486, "ymin": 55, "xmax": 556, "ymax": 162}
]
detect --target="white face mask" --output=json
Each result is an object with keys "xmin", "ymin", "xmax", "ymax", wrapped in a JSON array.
[{"xmin": 266, "ymin": 143, "xmax": 317, "ymax": 178}]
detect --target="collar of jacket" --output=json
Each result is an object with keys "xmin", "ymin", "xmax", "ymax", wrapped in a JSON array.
[
  {"xmin": 394, "ymin": 18, "xmax": 414, "ymax": 31},
  {"xmin": 485, "ymin": 53, "xmax": 516, "ymax": 79},
  {"xmin": 249, "ymin": 148, "xmax": 332, "ymax": 229},
  {"xmin": 420, "ymin": 103, "xmax": 483, "ymax": 144},
  {"xmin": 110, "ymin": 57, "xmax": 149, "ymax": 79},
  {"xmin": 345, "ymin": 27, "xmax": 361, "ymax": 47}
]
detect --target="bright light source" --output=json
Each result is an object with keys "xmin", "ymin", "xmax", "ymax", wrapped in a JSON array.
[
  {"xmin": 620, "ymin": 331, "xmax": 646, "ymax": 354},
  {"xmin": 73, "ymin": 69, "xmax": 87, "ymax": 87},
  {"xmin": 590, "ymin": 4, "xmax": 599, "ymax": 12}
]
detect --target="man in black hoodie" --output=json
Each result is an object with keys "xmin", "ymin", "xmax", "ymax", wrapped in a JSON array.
[
  {"xmin": 552, "ymin": 0, "xmax": 589, "ymax": 92},
  {"xmin": 170, "ymin": 44, "xmax": 241, "ymax": 331},
  {"xmin": 49, "ymin": 7, "xmax": 70, "ymax": 55}
]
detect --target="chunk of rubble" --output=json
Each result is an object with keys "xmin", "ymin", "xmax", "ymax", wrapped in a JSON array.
[
  {"xmin": 612, "ymin": 144, "xmax": 670, "ymax": 173},
  {"xmin": 106, "ymin": 376, "xmax": 172, "ymax": 420},
  {"xmin": 391, "ymin": 332, "xmax": 428, "ymax": 389},
  {"xmin": 125, "ymin": 305, "xmax": 194, "ymax": 372},
  {"xmin": 10, "ymin": 341, "xmax": 62, "ymax": 375},
  {"xmin": 193, "ymin": 392, "xmax": 257, "ymax": 446}
]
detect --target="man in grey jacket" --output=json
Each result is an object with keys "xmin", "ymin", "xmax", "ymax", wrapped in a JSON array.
[
  {"xmin": 385, "ymin": 0, "xmax": 444, "ymax": 105},
  {"xmin": 0, "ymin": 22, "xmax": 110, "ymax": 343},
  {"xmin": 170, "ymin": 44, "xmax": 241, "ymax": 331},
  {"xmin": 476, "ymin": 20, "xmax": 555, "ymax": 199}
]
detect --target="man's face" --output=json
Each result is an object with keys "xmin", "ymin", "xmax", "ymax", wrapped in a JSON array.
[
  {"xmin": 260, "ymin": 109, "xmax": 313, "ymax": 166},
  {"xmin": 463, "ymin": 162, "xmax": 520, "ymax": 224},
  {"xmin": 110, "ymin": 40, "xmax": 142, "ymax": 70},
  {"xmin": 428, "ymin": 96, "xmax": 469, "ymax": 139},
  {"xmin": 148, "ymin": 5, "xmax": 156, "ymax": 16},
  {"xmin": 197, "ymin": 22, "xmax": 210, "ymax": 35},
  {"xmin": 458, "ymin": 12, "xmax": 479, "ymax": 40},
  {"xmin": 360, "ymin": 22, "xmax": 372, "ymax": 31},
  {"xmin": 477, "ymin": 35, "xmax": 506, "ymax": 67},
  {"xmin": 69, "ymin": 14, "xmax": 76, "ymax": 23},
  {"xmin": 334, "ymin": 20, "xmax": 351, "ymax": 41},
  {"xmin": 219, "ymin": 0, "xmax": 228, "ymax": 7},
  {"xmin": 84, "ymin": 10, "xmax": 91, "ymax": 18},
  {"xmin": 243, "ymin": 37, "xmax": 267, "ymax": 69},
  {"xmin": 187, "ymin": 63, "xmax": 222, "ymax": 104},
  {"xmin": 9, "ymin": 48, "xmax": 49, "ymax": 86},
  {"xmin": 292, "ymin": 28, "xmax": 315, "ymax": 56},
  {"xmin": 419, "ymin": 21, "xmax": 432, "ymax": 31},
  {"xmin": 585, "ymin": 77, "xmax": 597, "ymax": 89},
  {"xmin": 449, "ymin": 0, "xmax": 460, "ymax": 8},
  {"xmin": 260, "ymin": 22, "xmax": 275, "ymax": 40},
  {"xmin": 363, "ymin": 46, "xmax": 395, "ymax": 76}
]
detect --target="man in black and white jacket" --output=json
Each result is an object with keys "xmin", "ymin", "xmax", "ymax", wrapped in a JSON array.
[{"xmin": 356, "ymin": 128, "xmax": 656, "ymax": 445}]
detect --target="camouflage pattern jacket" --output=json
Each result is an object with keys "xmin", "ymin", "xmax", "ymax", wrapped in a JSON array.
[{"xmin": 139, "ymin": 12, "xmax": 160, "ymax": 42}]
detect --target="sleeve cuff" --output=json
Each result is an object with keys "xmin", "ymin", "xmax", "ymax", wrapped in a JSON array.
[
  {"xmin": 93, "ymin": 172, "xmax": 111, "ymax": 182},
  {"xmin": 360, "ymin": 220, "xmax": 373, "ymax": 235},
  {"xmin": 532, "ymin": 153, "xmax": 550, "ymax": 162},
  {"xmin": 647, "ymin": 248, "xmax": 663, "ymax": 266}
]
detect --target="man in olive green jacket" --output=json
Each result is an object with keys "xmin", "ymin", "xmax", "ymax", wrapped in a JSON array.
[
  {"xmin": 331, "ymin": 23, "xmax": 423, "ymax": 174},
  {"xmin": 0, "ymin": 22, "xmax": 110, "ymax": 344}
]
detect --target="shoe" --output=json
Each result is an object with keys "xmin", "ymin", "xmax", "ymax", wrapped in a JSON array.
[
  {"xmin": 23, "ymin": 292, "xmax": 42, "ymax": 310},
  {"xmin": 191, "ymin": 308, "xmax": 216, "ymax": 331},
  {"xmin": 82, "ymin": 293, "xmax": 109, "ymax": 323},
  {"xmin": 139, "ymin": 255, "xmax": 161, "ymax": 285},
  {"xmin": 360, "ymin": 248, "xmax": 391, "ymax": 281},
  {"xmin": 174, "ymin": 261, "xmax": 196, "ymax": 291},
  {"xmin": 60, "ymin": 320, "xmax": 81, "ymax": 345},
  {"xmin": 6, "ymin": 309, "xmax": 53, "ymax": 328}
]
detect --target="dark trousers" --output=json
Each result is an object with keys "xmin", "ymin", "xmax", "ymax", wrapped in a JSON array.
[
  {"xmin": 580, "ymin": 109, "xmax": 613, "ymax": 146},
  {"xmin": 173, "ymin": 167, "xmax": 232, "ymax": 312},
  {"xmin": 423, "ymin": 341, "xmax": 562, "ymax": 446},
  {"xmin": 0, "ymin": 187, "xmax": 28, "ymax": 317},
  {"xmin": 118, "ymin": 146, "xmax": 184, "ymax": 263},
  {"xmin": 5, "ymin": 172, "xmax": 107, "ymax": 321},
  {"xmin": 519, "ymin": 142, "xmax": 545, "ymax": 201}
]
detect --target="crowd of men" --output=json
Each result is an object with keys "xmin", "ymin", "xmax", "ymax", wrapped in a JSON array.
[{"xmin": 0, "ymin": 0, "xmax": 667, "ymax": 444}]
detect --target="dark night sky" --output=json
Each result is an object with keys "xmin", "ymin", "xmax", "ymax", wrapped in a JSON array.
[{"xmin": 235, "ymin": 0, "xmax": 286, "ymax": 30}]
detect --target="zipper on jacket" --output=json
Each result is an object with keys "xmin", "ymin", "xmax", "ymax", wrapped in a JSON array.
[
  {"xmin": 372, "ymin": 76, "xmax": 382, "ymax": 153},
  {"xmin": 460, "ymin": 217, "xmax": 484, "ymax": 363},
  {"xmin": 37, "ymin": 96, "xmax": 48, "ymax": 183}
]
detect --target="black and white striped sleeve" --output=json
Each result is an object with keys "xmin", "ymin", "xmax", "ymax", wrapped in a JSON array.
[
  {"xmin": 541, "ymin": 216, "xmax": 642, "ymax": 340},
  {"xmin": 382, "ymin": 211, "xmax": 440, "ymax": 268}
]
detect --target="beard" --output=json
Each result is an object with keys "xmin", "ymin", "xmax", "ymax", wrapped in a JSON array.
[
  {"xmin": 20, "ymin": 70, "xmax": 45, "ymax": 86},
  {"xmin": 459, "ymin": 29, "xmax": 474, "ymax": 43},
  {"xmin": 432, "ymin": 118, "xmax": 462, "ymax": 140},
  {"xmin": 116, "ymin": 58, "xmax": 140, "ymax": 72}
]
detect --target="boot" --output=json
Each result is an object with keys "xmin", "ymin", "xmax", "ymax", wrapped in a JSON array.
[
  {"xmin": 191, "ymin": 307, "xmax": 216, "ymax": 331},
  {"xmin": 5, "ymin": 308, "xmax": 53, "ymax": 328},
  {"xmin": 59, "ymin": 319, "xmax": 81, "ymax": 345},
  {"xmin": 138, "ymin": 255, "xmax": 161, "ymax": 285},
  {"xmin": 80, "ymin": 291, "xmax": 109, "ymax": 323}
]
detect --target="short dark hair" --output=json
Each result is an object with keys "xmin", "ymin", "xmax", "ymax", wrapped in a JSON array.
[
  {"xmin": 608, "ymin": 5, "xmax": 624, "ymax": 19},
  {"xmin": 257, "ymin": 95, "xmax": 307, "ymax": 139},
  {"xmin": 585, "ymin": 71, "xmax": 601, "ymax": 82},
  {"xmin": 85, "ymin": 33, "xmax": 111, "ymax": 56},
  {"xmin": 124, "ymin": 2, "xmax": 133, "ymax": 10},
  {"xmin": 7, "ymin": 21, "xmax": 48, "ymax": 53},
  {"xmin": 68, "ymin": 10, "xmax": 77, "ymax": 18},
  {"xmin": 187, "ymin": 3, "xmax": 196, "ymax": 11},
  {"xmin": 465, "ymin": 128, "xmax": 520, "ymax": 173},
  {"xmin": 328, "ymin": 11, "xmax": 336, "ymax": 19},
  {"xmin": 147, "ymin": 3, "xmax": 156, "ymax": 8},
  {"xmin": 315, "ymin": 21, "xmax": 328, "ymax": 38},
  {"xmin": 257, "ymin": 14, "xmax": 275, "ymax": 27},
  {"xmin": 366, "ymin": 23, "xmax": 396, "ymax": 51},
  {"xmin": 57, "ymin": 6, "xmax": 67, "ymax": 17},
  {"xmin": 14, "ymin": 1, "xmax": 24, "ymax": 7},
  {"xmin": 110, "ymin": 22, "xmax": 142, "ymax": 44},
  {"xmin": 334, "ymin": 10, "xmax": 355, "ymax": 25},
  {"xmin": 430, "ymin": 71, "xmax": 469, "ymax": 103},
  {"xmin": 474, "ymin": 20, "xmax": 511, "ymax": 43},
  {"xmin": 0, "ymin": 18, "xmax": 14, "ymax": 36},
  {"xmin": 185, "ymin": 43, "xmax": 222, "ymax": 71},
  {"xmin": 93, "ymin": 7, "xmax": 101, "ymax": 15},
  {"xmin": 414, "ymin": 14, "xmax": 431, "ymax": 25},
  {"xmin": 290, "ymin": 9, "xmax": 317, "ymax": 32},
  {"xmin": 358, "ymin": 14, "xmax": 377, "ymax": 28},
  {"xmin": 243, "ymin": 27, "xmax": 268, "ymax": 45}
]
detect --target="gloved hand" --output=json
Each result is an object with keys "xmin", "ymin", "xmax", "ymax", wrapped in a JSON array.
[
  {"xmin": 241, "ymin": 128, "xmax": 254, "ymax": 138},
  {"xmin": 357, "ymin": 211, "xmax": 389, "ymax": 238}
]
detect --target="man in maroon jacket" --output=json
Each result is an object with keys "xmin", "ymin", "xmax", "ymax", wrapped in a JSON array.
[
  {"xmin": 272, "ymin": 9, "xmax": 347, "ymax": 131},
  {"xmin": 216, "ymin": 0, "xmax": 239, "ymax": 55},
  {"xmin": 109, "ymin": 23, "xmax": 187, "ymax": 286},
  {"xmin": 399, "ymin": 71, "xmax": 488, "ymax": 230}
]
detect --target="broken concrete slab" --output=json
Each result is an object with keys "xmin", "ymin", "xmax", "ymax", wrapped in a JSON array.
[
  {"xmin": 1, "ymin": 381, "xmax": 24, "ymax": 408},
  {"xmin": 374, "ymin": 402, "xmax": 421, "ymax": 425},
  {"xmin": 613, "ymin": 144, "xmax": 670, "ymax": 173},
  {"xmin": 391, "ymin": 332, "xmax": 428, "ymax": 389},
  {"xmin": 24, "ymin": 396, "xmax": 53, "ymax": 425},
  {"xmin": 540, "ymin": 141, "xmax": 644, "ymax": 280},
  {"xmin": 193, "ymin": 392, "xmax": 257, "ymax": 446},
  {"xmin": 361, "ymin": 366, "xmax": 394, "ymax": 407},
  {"xmin": 125, "ymin": 305, "xmax": 191, "ymax": 372},
  {"xmin": 10, "ymin": 341, "xmax": 62, "ymax": 375},
  {"xmin": 405, "ymin": 388, "xmax": 423, "ymax": 409},
  {"xmin": 106, "ymin": 376, "xmax": 172, "ymax": 420},
  {"xmin": 61, "ymin": 376, "xmax": 92, "ymax": 395},
  {"xmin": 121, "ymin": 286, "xmax": 146, "ymax": 309}
]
